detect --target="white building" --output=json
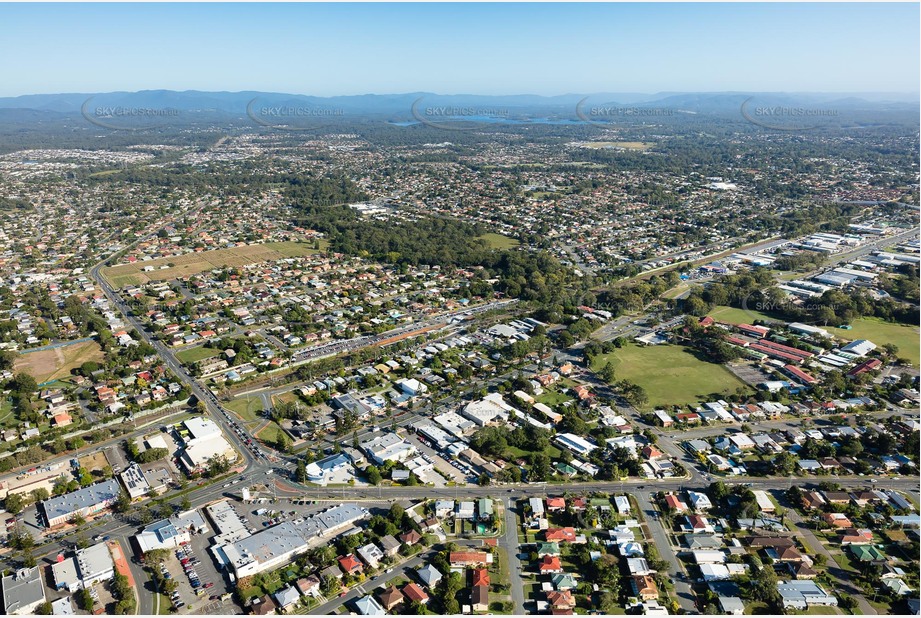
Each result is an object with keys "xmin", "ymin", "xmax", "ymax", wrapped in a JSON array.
[
  {"xmin": 554, "ymin": 433, "xmax": 597, "ymax": 457},
  {"xmin": 360, "ymin": 432, "xmax": 417, "ymax": 465},
  {"xmin": 51, "ymin": 542, "xmax": 114, "ymax": 593},
  {"xmin": 119, "ymin": 463, "xmax": 152, "ymax": 499},
  {"xmin": 1, "ymin": 568, "xmax": 46, "ymax": 615},
  {"xmin": 687, "ymin": 491, "xmax": 713, "ymax": 511}
]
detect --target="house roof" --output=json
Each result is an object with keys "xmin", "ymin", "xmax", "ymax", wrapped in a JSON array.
[
  {"xmin": 473, "ymin": 568, "xmax": 490, "ymax": 587},
  {"xmin": 402, "ymin": 582, "xmax": 429, "ymax": 604},
  {"xmin": 377, "ymin": 586, "xmax": 404, "ymax": 608}
]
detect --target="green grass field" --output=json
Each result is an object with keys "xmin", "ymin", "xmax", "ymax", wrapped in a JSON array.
[
  {"xmin": 707, "ymin": 304, "xmax": 779, "ymax": 325},
  {"xmin": 478, "ymin": 233, "xmax": 520, "ymax": 249},
  {"xmin": 591, "ymin": 343, "xmax": 752, "ymax": 408},
  {"xmin": 102, "ymin": 240, "xmax": 327, "ymax": 287},
  {"xmin": 827, "ymin": 317, "xmax": 920, "ymax": 367},
  {"xmin": 225, "ymin": 395, "xmax": 264, "ymax": 421},
  {"xmin": 175, "ymin": 346, "xmax": 220, "ymax": 364}
]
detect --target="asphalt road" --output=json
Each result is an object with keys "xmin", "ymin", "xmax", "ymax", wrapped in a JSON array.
[{"xmin": 502, "ymin": 498, "xmax": 526, "ymax": 614}]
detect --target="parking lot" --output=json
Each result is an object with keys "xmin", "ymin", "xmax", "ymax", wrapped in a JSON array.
[{"xmin": 726, "ymin": 361, "xmax": 774, "ymax": 387}]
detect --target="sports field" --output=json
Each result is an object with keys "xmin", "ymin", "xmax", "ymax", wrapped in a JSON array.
[
  {"xmin": 14, "ymin": 340, "xmax": 104, "ymax": 383},
  {"xmin": 591, "ymin": 342, "xmax": 752, "ymax": 408},
  {"xmin": 102, "ymin": 240, "xmax": 326, "ymax": 287},
  {"xmin": 828, "ymin": 318, "xmax": 920, "ymax": 367}
]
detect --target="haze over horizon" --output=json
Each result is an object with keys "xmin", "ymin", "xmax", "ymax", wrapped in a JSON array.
[{"xmin": 0, "ymin": 3, "xmax": 918, "ymax": 98}]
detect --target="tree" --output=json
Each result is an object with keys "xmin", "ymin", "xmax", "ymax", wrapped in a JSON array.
[
  {"xmin": 295, "ymin": 459, "xmax": 307, "ymax": 483},
  {"xmin": 35, "ymin": 601, "xmax": 53, "ymax": 615},
  {"xmin": 180, "ymin": 496, "xmax": 192, "ymax": 512},
  {"xmin": 114, "ymin": 490, "xmax": 132, "ymax": 513},
  {"xmin": 77, "ymin": 588, "xmax": 95, "ymax": 611},
  {"xmin": 206, "ymin": 454, "xmax": 231, "ymax": 477},
  {"xmin": 529, "ymin": 453, "xmax": 552, "ymax": 481},
  {"xmin": 366, "ymin": 466, "xmax": 382, "ymax": 486},
  {"xmin": 598, "ymin": 361, "xmax": 617, "ymax": 383},
  {"xmin": 3, "ymin": 493, "xmax": 25, "ymax": 515}
]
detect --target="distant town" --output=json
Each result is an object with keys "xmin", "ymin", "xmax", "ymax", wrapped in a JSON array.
[{"xmin": 0, "ymin": 87, "xmax": 917, "ymax": 618}]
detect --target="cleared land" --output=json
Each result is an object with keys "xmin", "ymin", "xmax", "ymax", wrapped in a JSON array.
[
  {"xmin": 14, "ymin": 340, "xmax": 104, "ymax": 383},
  {"xmin": 827, "ymin": 318, "xmax": 920, "ymax": 367},
  {"xmin": 707, "ymin": 304, "xmax": 779, "ymax": 325},
  {"xmin": 478, "ymin": 233, "xmax": 520, "ymax": 249},
  {"xmin": 175, "ymin": 346, "xmax": 221, "ymax": 364},
  {"xmin": 102, "ymin": 240, "xmax": 326, "ymax": 287},
  {"xmin": 591, "ymin": 343, "xmax": 752, "ymax": 408}
]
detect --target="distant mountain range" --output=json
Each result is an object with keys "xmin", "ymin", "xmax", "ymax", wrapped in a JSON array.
[{"xmin": 0, "ymin": 90, "xmax": 916, "ymax": 117}]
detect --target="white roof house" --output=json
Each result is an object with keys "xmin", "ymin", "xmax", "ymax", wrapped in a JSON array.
[
  {"xmin": 554, "ymin": 433, "xmax": 597, "ymax": 457},
  {"xmin": 687, "ymin": 491, "xmax": 713, "ymax": 510}
]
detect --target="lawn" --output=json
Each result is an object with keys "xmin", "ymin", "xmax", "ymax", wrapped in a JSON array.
[
  {"xmin": 14, "ymin": 340, "xmax": 104, "ymax": 383},
  {"xmin": 827, "ymin": 317, "xmax": 920, "ymax": 367},
  {"xmin": 175, "ymin": 346, "xmax": 221, "ymax": 364},
  {"xmin": 535, "ymin": 389, "xmax": 573, "ymax": 408},
  {"xmin": 255, "ymin": 422, "xmax": 287, "ymax": 446},
  {"xmin": 477, "ymin": 233, "xmax": 520, "ymax": 249},
  {"xmin": 591, "ymin": 343, "xmax": 752, "ymax": 408},
  {"xmin": 101, "ymin": 240, "xmax": 327, "ymax": 286},
  {"xmin": 707, "ymin": 304, "xmax": 779, "ymax": 325},
  {"xmin": 225, "ymin": 395, "xmax": 264, "ymax": 421}
]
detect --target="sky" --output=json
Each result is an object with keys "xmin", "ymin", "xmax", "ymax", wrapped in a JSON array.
[{"xmin": 0, "ymin": 3, "xmax": 918, "ymax": 97}]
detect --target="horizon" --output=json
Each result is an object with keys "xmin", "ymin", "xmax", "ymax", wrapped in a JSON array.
[{"xmin": 1, "ymin": 3, "xmax": 918, "ymax": 97}]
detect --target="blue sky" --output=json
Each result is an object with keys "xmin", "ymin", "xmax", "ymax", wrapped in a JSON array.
[{"xmin": 1, "ymin": 3, "xmax": 918, "ymax": 97}]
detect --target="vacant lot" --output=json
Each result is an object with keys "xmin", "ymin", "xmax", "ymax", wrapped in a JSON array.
[
  {"xmin": 14, "ymin": 340, "xmax": 104, "ymax": 383},
  {"xmin": 225, "ymin": 395, "xmax": 264, "ymax": 422},
  {"xmin": 707, "ymin": 304, "xmax": 779, "ymax": 325},
  {"xmin": 102, "ymin": 240, "xmax": 326, "ymax": 287},
  {"xmin": 592, "ymin": 343, "xmax": 752, "ymax": 408},
  {"xmin": 827, "ymin": 318, "xmax": 920, "ymax": 367},
  {"xmin": 175, "ymin": 346, "xmax": 221, "ymax": 364}
]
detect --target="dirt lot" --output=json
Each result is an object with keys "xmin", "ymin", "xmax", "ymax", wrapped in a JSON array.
[
  {"xmin": 77, "ymin": 450, "xmax": 112, "ymax": 474},
  {"xmin": 102, "ymin": 241, "xmax": 324, "ymax": 287},
  {"xmin": 14, "ymin": 340, "xmax": 104, "ymax": 383}
]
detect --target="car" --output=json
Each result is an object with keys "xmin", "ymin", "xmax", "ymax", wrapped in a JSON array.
[
  {"xmin": 204, "ymin": 582, "xmax": 214, "ymax": 589},
  {"xmin": 871, "ymin": 479, "xmax": 878, "ymax": 483}
]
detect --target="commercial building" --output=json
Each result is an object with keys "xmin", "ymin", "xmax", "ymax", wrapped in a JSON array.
[
  {"xmin": 119, "ymin": 463, "xmax": 152, "ymax": 499},
  {"xmin": 360, "ymin": 432, "xmax": 417, "ymax": 465},
  {"xmin": 305, "ymin": 453, "xmax": 351, "ymax": 485},
  {"xmin": 177, "ymin": 417, "xmax": 235, "ymax": 473},
  {"xmin": 1, "ymin": 568, "xmax": 46, "ymax": 615},
  {"xmin": 134, "ymin": 509, "xmax": 209, "ymax": 553},
  {"xmin": 219, "ymin": 504, "xmax": 368, "ymax": 579},
  {"xmin": 51, "ymin": 542, "xmax": 115, "ymax": 592},
  {"xmin": 40, "ymin": 479, "xmax": 121, "ymax": 527}
]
